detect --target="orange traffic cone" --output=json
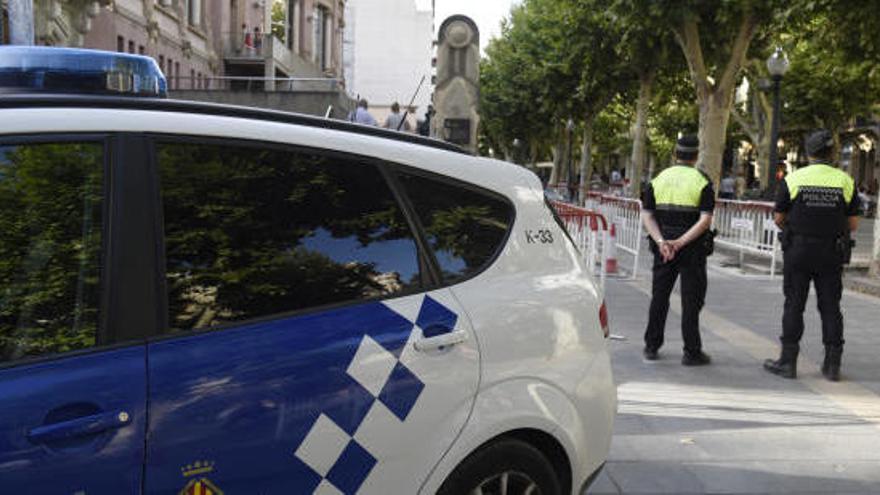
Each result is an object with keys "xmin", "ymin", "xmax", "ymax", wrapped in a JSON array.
[{"xmin": 605, "ymin": 224, "xmax": 619, "ymax": 274}]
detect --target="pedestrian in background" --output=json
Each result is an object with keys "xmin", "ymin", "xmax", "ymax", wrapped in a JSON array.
[
  {"xmin": 735, "ymin": 171, "xmax": 747, "ymax": 199},
  {"xmin": 242, "ymin": 24, "xmax": 253, "ymax": 53},
  {"xmin": 764, "ymin": 129, "xmax": 861, "ymax": 381},
  {"xmin": 350, "ymin": 99, "xmax": 378, "ymax": 126},
  {"xmin": 383, "ymin": 102, "xmax": 411, "ymax": 132},
  {"xmin": 641, "ymin": 134, "xmax": 715, "ymax": 365},
  {"xmin": 253, "ymin": 26, "xmax": 263, "ymax": 52},
  {"xmin": 417, "ymin": 105, "xmax": 434, "ymax": 136},
  {"xmin": 720, "ymin": 174, "xmax": 736, "ymax": 199}
]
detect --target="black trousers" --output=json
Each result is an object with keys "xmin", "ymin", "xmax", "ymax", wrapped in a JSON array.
[
  {"xmin": 782, "ymin": 239, "xmax": 844, "ymax": 347},
  {"xmin": 645, "ymin": 245, "xmax": 707, "ymax": 353}
]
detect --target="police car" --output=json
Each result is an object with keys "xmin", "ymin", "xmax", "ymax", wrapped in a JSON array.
[{"xmin": 0, "ymin": 47, "xmax": 615, "ymax": 495}]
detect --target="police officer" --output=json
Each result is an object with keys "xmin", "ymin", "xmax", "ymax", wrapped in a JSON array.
[
  {"xmin": 764, "ymin": 130, "xmax": 861, "ymax": 381},
  {"xmin": 641, "ymin": 135, "xmax": 715, "ymax": 365}
]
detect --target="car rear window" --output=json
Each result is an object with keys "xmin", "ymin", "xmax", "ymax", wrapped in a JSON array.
[{"xmin": 396, "ymin": 172, "xmax": 513, "ymax": 283}]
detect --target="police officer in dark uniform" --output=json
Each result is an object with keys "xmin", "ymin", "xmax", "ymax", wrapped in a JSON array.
[
  {"xmin": 641, "ymin": 135, "xmax": 715, "ymax": 365},
  {"xmin": 764, "ymin": 130, "xmax": 860, "ymax": 381}
]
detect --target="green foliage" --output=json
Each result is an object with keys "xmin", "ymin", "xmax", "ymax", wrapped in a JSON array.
[
  {"xmin": 649, "ymin": 72, "xmax": 700, "ymax": 169},
  {"xmin": 808, "ymin": 0, "xmax": 880, "ymax": 62},
  {"xmin": 0, "ymin": 143, "xmax": 103, "ymax": 362},
  {"xmin": 271, "ymin": 0, "xmax": 286, "ymax": 41},
  {"xmin": 779, "ymin": 14, "xmax": 880, "ymax": 135},
  {"xmin": 480, "ymin": 0, "xmax": 628, "ymax": 160},
  {"xmin": 480, "ymin": 0, "xmax": 878, "ymax": 180}
]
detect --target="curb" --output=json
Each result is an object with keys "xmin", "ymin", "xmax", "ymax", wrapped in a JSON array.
[{"xmin": 844, "ymin": 276, "xmax": 880, "ymax": 298}]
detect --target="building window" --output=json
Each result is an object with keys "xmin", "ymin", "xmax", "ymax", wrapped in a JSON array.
[
  {"xmin": 313, "ymin": 6, "xmax": 329, "ymax": 69},
  {"xmin": 174, "ymin": 62, "xmax": 180, "ymax": 90},
  {"xmin": 128, "ymin": 40, "xmax": 135, "ymax": 54},
  {"xmin": 190, "ymin": 68, "xmax": 195, "ymax": 89},
  {"xmin": 166, "ymin": 58, "xmax": 174, "ymax": 88},
  {"xmin": 139, "ymin": 45, "xmax": 145, "ymax": 55},
  {"xmin": 285, "ymin": 0, "xmax": 296, "ymax": 50},
  {"xmin": 117, "ymin": 36, "xmax": 125, "ymax": 52},
  {"xmin": 187, "ymin": 0, "xmax": 201, "ymax": 27},
  {"xmin": 158, "ymin": 55, "xmax": 164, "ymax": 71}
]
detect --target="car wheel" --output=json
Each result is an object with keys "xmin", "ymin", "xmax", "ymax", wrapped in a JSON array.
[{"xmin": 437, "ymin": 438, "xmax": 562, "ymax": 495}]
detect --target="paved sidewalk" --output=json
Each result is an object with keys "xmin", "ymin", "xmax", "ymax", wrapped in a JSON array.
[{"xmin": 587, "ymin": 250, "xmax": 880, "ymax": 494}]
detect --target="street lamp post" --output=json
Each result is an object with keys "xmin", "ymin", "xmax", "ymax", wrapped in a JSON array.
[{"xmin": 766, "ymin": 46, "xmax": 790, "ymax": 194}]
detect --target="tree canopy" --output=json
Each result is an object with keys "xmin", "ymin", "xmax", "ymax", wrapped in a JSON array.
[{"xmin": 480, "ymin": 0, "xmax": 878, "ymax": 197}]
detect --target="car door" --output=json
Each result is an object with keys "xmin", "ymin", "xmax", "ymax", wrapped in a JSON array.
[
  {"xmin": 143, "ymin": 137, "xmax": 479, "ymax": 495},
  {"xmin": 0, "ymin": 136, "xmax": 155, "ymax": 494}
]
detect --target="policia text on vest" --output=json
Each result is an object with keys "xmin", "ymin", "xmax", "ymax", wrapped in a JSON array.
[
  {"xmin": 764, "ymin": 130, "xmax": 861, "ymax": 382},
  {"xmin": 640, "ymin": 135, "xmax": 714, "ymax": 366}
]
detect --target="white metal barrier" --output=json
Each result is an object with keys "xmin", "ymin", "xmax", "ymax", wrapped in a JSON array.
[
  {"xmin": 551, "ymin": 201, "xmax": 609, "ymax": 292},
  {"xmin": 584, "ymin": 193, "xmax": 644, "ymax": 278},
  {"xmin": 713, "ymin": 199, "xmax": 780, "ymax": 278}
]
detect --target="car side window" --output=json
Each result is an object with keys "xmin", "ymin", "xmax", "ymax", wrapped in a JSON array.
[
  {"xmin": 396, "ymin": 172, "xmax": 513, "ymax": 283},
  {"xmin": 157, "ymin": 141, "xmax": 422, "ymax": 332},
  {"xmin": 0, "ymin": 142, "xmax": 105, "ymax": 364}
]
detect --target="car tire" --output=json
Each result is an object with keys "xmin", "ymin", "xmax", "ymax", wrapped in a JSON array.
[{"xmin": 437, "ymin": 438, "xmax": 562, "ymax": 495}]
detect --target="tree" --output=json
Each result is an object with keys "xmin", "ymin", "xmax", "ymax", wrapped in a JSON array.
[
  {"xmin": 611, "ymin": 1, "xmax": 682, "ymax": 197},
  {"xmin": 613, "ymin": 1, "xmax": 802, "ymax": 189},
  {"xmin": 480, "ymin": 0, "xmax": 629, "ymax": 196},
  {"xmin": 480, "ymin": 2, "xmax": 564, "ymax": 168},
  {"xmin": 730, "ymin": 60, "xmax": 774, "ymax": 188},
  {"xmin": 647, "ymin": 70, "xmax": 700, "ymax": 173},
  {"xmin": 566, "ymin": 0, "xmax": 628, "ymax": 195},
  {"xmin": 780, "ymin": 22, "xmax": 880, "ymax": 155}
]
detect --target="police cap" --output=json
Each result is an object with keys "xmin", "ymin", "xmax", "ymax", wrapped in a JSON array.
[
  {"xmin": 675, "ymin": 134, "xmax": 699, "ymax": 161},
  {"xmin": 805, "ymin": 129, "xmax": 834, "ymax": 157}
]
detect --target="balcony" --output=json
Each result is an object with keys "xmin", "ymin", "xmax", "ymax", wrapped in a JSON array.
[
  {"xmin": 168, "ymin": 75, "xmax": 354, "ymax": 120},
  {"xmin": 222, "ymin": 31, "xmax": 323, "ymax": 81}
]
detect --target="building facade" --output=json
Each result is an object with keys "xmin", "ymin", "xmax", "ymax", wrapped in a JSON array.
[
  {"xmin": 81, "ymin": 0, "xmax": 220, "ymax": 90},
  {"xmin": 345, "ymin": 0, "xmax": 433, "ymax": 128},
  {"xmin": 10, "ymin": 0, "xmax": 345, "ymax": 91}
]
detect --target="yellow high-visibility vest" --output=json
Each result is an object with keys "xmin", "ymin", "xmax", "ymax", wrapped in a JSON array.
[
  {"xmin": 651, "ymin": 165, "xmax": 709, "ymax": 209},
  {"xmin": 785, "ymin": 164, "xmax": 854, "ymax": 204}
]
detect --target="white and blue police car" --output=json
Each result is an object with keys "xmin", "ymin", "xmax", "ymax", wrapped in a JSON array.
[{"xmin": 0, "ymin": 47, "xmax": 615, "ymax": 495}]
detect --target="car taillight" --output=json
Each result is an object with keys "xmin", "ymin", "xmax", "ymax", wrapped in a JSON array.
[{"xmin": 599, "ymin": 300, "xmax": 610, "ymax": 338}]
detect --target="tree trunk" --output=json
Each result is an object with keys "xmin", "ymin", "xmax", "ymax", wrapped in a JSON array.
[
  {"xmin": 832, "ymin": 130, "xmax": 843, "ymax": 169},
  {"xmin": 579, "ymin": 118, "xmax": 595, "ymax": 199},
  {"xmin": 630, "ymin": 71, "xmax": 654, "ymax": 198},
  {"xmin": 675, "ymin": 13, "xmax": 757, "ymax": 192},
  {"xmin": 549, "ymin": 124, "xmax": 566, "ymax": 186},
  {"xmin": 756, "ymin": 133, "xmax": 772, "ymax": 188},
  {"xmin": 872, "ymin": 213, "xmax": 880, "ymax": 278},
  {"xmin": 697, "ymin": 92, "xmax": 733, "ymax": 190}
]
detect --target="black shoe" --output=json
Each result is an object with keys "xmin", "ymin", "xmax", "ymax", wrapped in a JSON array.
[
  {"xmin": 764, "ymin": 344, "xmax": 798, "ymax": 379},
  {"xmin": 822, "ymin": 345, "xmax": 842, "ymax": 382},
  {"xmin": 682, "ymin": 350, "xmax": 711, "ymax": 366},
  {"xmin": 643, "ymin": 347, "xmax": 659, "ymax": 361}
]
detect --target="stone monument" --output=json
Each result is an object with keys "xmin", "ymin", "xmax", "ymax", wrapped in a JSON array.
[{"xmin": 434, "ymin": 15, "xmax": 480, "ymax": 154}]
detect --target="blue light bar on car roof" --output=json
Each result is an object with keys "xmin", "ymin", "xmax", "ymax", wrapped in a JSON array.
[{"xmin": 0, "ymin": 46, "xmax": 167, "ymax": 98}]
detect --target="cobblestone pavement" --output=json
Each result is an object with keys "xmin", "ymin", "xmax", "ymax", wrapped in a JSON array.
[{"xmin": 586, "ymin": 249, "xmax": 880, "ymax": 495}]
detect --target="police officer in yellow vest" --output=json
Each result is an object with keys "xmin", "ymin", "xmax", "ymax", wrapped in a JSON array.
[
  {"xmin": 641, "ymin": 135, "xmax": 714, "ymax": 365},
  {"xmin": 764, "ymin": 130, "xmax": 861, "ymax": 381}
]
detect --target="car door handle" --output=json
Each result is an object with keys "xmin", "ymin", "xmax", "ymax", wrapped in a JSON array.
[
  {"xmin": 414, "ymin": 330, "xmax": 468, "ymax": 352},
  {"xmin": 27, "ymin": 410, "xmax": 132, "ymax": 444}
]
